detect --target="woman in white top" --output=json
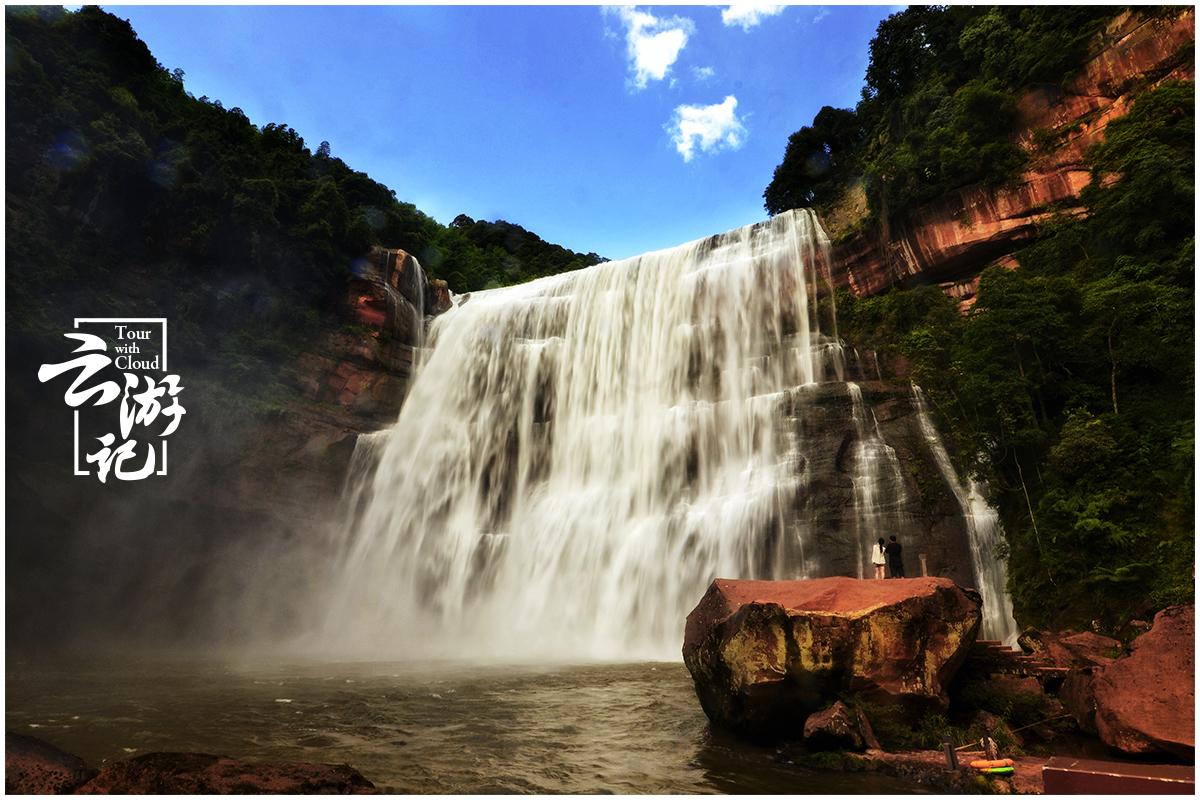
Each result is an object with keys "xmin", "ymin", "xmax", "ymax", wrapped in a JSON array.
[{"xmin": 871, "ymin": 537, "xmax": 887, "ymax": 580}]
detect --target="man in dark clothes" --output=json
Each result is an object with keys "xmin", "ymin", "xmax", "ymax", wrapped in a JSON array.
[{"xmin": 885, "ymin": 535, "xmax": 905, "ymax": 578}]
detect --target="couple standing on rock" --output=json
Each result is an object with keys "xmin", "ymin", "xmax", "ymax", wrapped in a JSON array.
[{"xmin": 871, "ymin": 535, "xmax": 905, "ymax": 579}]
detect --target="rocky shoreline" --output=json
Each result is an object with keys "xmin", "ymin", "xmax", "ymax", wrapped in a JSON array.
[
  {"xmin": 5, "ymin": 735, "xmax": 377, "ymax": 795},
  {"xmin": 840, "ymin": 749, "xmax": 1048, "ymax": 794},
  {"xmin": 684, "ymin": 577, "xmax": 1193, "ymax": 792}
]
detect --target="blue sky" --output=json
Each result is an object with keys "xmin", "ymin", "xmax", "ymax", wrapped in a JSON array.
[{"xmin": 104, "ymin": 4, "xmax": 898, "ymax": 259}]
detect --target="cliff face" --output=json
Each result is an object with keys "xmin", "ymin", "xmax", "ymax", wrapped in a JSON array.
[
  {"xmin": 777, "ymin": 375, "xmax": 977, "ymax": 588},
  {"xmin": 208, "ymin": 248, "xmax": 451, "ymax": 522},
  {"xmin": 831, "ymin": 10, "xmax": 1195, "ymax": 306}
]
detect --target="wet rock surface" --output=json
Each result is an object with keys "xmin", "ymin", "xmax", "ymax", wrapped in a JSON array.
[
  {"xmin": 778, "ymin": 380, "xmax": 978, "ymax": 589},
  {"xmin": 75, "ymin": 752, "xmax": 376, "ymax": 795},
  {"xmin": 802, "ymin": 700, "xmax": 880, "ymax": 752},
  {"xmin": 4, "ymin": 736, "xmax": 376, "ymax": 795},
  {"xmin": 1018, "ymin": 629, "xmax": 1123, "ymax": 668},
  {"xmin": 682, "ymin": 576, "xmax": 982, "ymax": 735},
  {"xmin": 5, "ymin": 734, "xmax": 97, "ymax": 794}
]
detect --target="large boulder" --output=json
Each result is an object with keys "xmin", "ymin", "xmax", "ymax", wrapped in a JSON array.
[
  {"xmin": 6, "ymin": 734, "xmax": 96, "ymax": 794},
  {"xmin": 1092, "ymin": 604, "xmax": 1194, "ymax": 758},
  {"xmin": 683, "ymin": 576, "xmax": 982, "ymax": 735}
]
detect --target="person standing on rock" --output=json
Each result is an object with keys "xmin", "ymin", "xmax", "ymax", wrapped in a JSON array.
[
  {"xmin": 886, "ymin": 535, "xmax": 905, "ymax": 578},
  {"xmin": 871, "ymin": 538, "xmax": 887, "ymax": 580}
]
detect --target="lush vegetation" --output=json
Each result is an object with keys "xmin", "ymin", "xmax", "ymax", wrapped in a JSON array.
[
  {"xmin": 765, "ymin": 6, "xmax": 1123, "ymax": 219},
  {"xmin": 435, "ymin": 215, "xmax": 603, "ymax": 293},
  {"xmin": 837, "ymin": 80, "xmax": 1194, "ymax": 630},
  {"xmin": 765, "ymin": 5, "xmax": 1193, "ymax": 630},
  {"xmin": 6, "ymin": 4, "xmax": 600, "ymax": 402}
]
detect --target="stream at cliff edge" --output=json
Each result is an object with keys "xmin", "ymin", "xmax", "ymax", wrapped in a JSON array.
[{"xmin": 7, "ymin": 658, "xmax": 926, "ymax": 793}]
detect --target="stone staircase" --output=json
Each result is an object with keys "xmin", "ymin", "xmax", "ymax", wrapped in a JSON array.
[{"xmin": 967, "ymin": 639, "xmax": 1071, "ymax": 680}]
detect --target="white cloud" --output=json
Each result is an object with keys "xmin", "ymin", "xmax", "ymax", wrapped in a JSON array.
[
  {"xmin": 721, "ymin": 3, "xmax": 786, "ymax": 31},
  {"xmin": 668, "ymin": 95, "xmax": 747, "ymax": 163},
  {"xmin": 609, "ymin": 6, "xmax": 694, "ymax": 90},
  {"xmin": 812, "ymin": 8, "xmax": 830, "ymax": 23},
  {"xmin": 691, "ymin": 65, "xmax": 716, "ymax": 81}
]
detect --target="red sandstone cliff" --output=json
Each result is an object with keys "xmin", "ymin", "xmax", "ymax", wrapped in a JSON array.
[{"xmin": 831, "ymin": 9, "xmax": 1195, "ymax": 308}]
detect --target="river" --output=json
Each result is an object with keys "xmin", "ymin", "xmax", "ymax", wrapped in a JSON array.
[{"xmin": 7, "ymin": 657, "xmax": 924, "ymax": 793}]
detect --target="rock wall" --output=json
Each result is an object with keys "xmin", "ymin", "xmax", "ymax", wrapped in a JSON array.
[
  {"xmin": 776, "ymin": 376, "xmax": 977, "ymax": 587},
  {"xmin": 831, "ymin": 9, "xmax": 1195, "ymax": 305},
  {"xmin": 208, "ymin": 247, "xmax": 449, "ymax": 523}
]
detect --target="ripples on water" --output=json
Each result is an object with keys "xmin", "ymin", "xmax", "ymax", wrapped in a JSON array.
[{"xmin": 6, "ymin": 659, "xmax": 922, "ymax": 793}]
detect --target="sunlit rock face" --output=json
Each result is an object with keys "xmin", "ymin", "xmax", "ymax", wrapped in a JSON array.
[
  {"xmin": 325, "ymin": 210, "xmax": 1016, "ymax": 660},
  {"xmin": 831, "ymin": 9, "xmax": 1195, "ymax": 302},
  {"xmin": 681, "ymin": 577, "xmax": 982, "ymax": 735}
]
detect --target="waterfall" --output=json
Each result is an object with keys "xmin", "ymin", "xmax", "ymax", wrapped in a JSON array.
[
  {"xmin": 324, "ymin": 210, "xmax": 841, "ymax": 659},
  {"xmin": 320, "ymin": 209, "xmax": 1020, "ymax": 660},
  {"xmin": 846, "ymin": 382, "xmax": 908, "ymax": 580},
  {"xmin": 911, "ymin": 385, "xmax": 1020, "ymax": 644}
]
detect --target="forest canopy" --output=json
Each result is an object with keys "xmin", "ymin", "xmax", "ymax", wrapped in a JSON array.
[
  {"xmin": 764, "ymin": 6, "xmax": 1128, "ymax": 218},
  {"xmin": 6, "ymin": 5, "xmax": 601, "ymax": 351}
]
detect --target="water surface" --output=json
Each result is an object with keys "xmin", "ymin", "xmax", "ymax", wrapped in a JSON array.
[{"xmin": 7, "ymin": 658, "xmax": 923, "ymax": 793}]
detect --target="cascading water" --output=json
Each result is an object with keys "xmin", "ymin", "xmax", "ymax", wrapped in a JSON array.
[
  {"xmin": 911, "ymin": 385, "xmax": 1020, "ymax": 644},
  {"xmin": 322, "ymin": 209, "xmax": 1021, "ymax": 660},
  {"xmin": 324, "ymin": 210, "xmax": 841, "ymax": 659},
  {"xmin": 846, "ymin": 382, "xmax": 909, "ymax": 579}
]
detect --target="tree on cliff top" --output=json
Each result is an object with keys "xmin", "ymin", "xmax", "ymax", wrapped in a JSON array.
[{"xmin": 764, "ymin": 5, "xmax": 1123, "ymax": 219}]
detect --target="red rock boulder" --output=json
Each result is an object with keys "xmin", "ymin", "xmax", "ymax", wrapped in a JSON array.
[
  {"xmin": 75, "ymin": 752, "xmax": 376, "ymax": 794},
  {"xmin": 1019, "ymin": 629, "xmax": 1123, "ymax": 668},
  {"xmin": 683, "ymin": 577, "xmax": 982, "ymax": 735},
  {"xmin": 802, "ymin": 700, "xmax": 880, "ymax": 752},
  {"xmin": 1092, "ymin": 604, "xmax": 1194, "ymax": 758},
  {"xmin": 5, "ymin": 734, "xmax": 96, "ymax": 794}
]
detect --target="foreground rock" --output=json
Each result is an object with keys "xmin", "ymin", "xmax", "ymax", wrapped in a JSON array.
[
  {"xmin": 802, "ymin": 700, "xmax": 879, "ymax": 752},
  {"xmin": 5, "ymin": 734, "xmax": 97, "ymax": 794},
  {"xmin": 1092, "ymin": 605, "xmax": 1194, "ymax": 758},
  {"xmin": 683, "ymin": 577, "xmax": 982, "ymax": 735},
  {"xmin": 4, "ymin": 737, "xmax": 376, "ymax": 795},
  {"xmin": 1018, "ymin": 629, "xmax": 1122, "ymax": 668},
  {"xmin": 77, "ymin": 753, "xmax": 376, "ymax": 795}
]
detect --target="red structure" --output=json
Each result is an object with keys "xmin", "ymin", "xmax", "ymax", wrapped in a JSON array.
[{"xmin": 1042, "ymin": 757, "xmax": 1194, "ymax": 794}]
